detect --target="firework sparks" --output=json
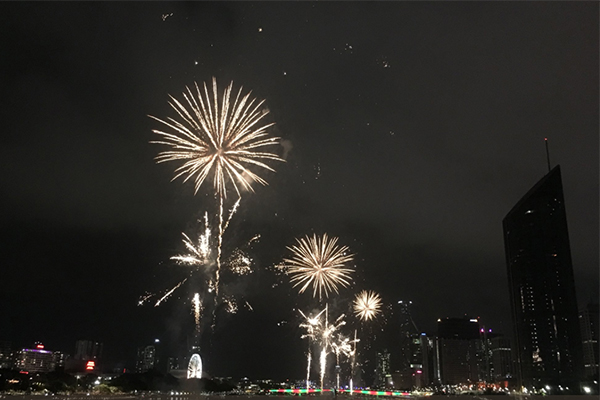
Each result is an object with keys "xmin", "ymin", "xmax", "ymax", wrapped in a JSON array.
[
  {"xmin": 155, "ymin": 278, "xmax": 188, "ymax": 307},
  {"xmin": 171, "ymin": 213, "xmax": 212, "ymax": 267},
  {"xmin": 192, "ymin": 293, "xmax": 202, "ymax": 332},
  {"xmin": 331, "ymin": 334, "xmax": 352, "ymax": 389},
  {"xmin": 299, "ymin": 308, "xmax": 325, "ymax": 389},
  {"xmin": 138, "ymin": 292, "xmax": 153, "ymax": 306},
  {"xmin": 353, "ymin": 290, "xmax": 382, "ymax": 321},
  {"xmin": 223, "ymin": 296, "xmax": 238, "ymax": 314},
  {"xmin": 319, "ymin": 348, "xmax": 327, "ymax": 391},
  {"xmin": 151, "ymin": 79, "xmax": 282, "ymax": 303},
  {"xmin": 306, "ymin": 351, "xmax": 312, "ymax": 389},
  {"xmin": 283, "ymin": 234, "xmax": 355, "ymax": 300},
  {"xmin": 150, "ymin": 78, "xmax": 283, "ymax": 198}
]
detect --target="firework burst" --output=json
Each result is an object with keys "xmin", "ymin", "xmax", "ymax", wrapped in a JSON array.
[
  {"xmin": 284, "ymin": 234, "xmax": 355, "ymax": 300},
  {"xmin": 151, "ymin": 79, "xmax": 283, "ymax": 303},
  {"xmin": 353, "ymin": 290, "xmax": 382, "ymax": 321},
  {"xmin": 150, "ymin": 78, "xmax": 283, "ymax": 197}
]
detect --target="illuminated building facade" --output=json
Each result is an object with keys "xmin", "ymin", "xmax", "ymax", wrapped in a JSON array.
[
  {"xmin": 16, "ymin": 343, "xmax": 55, "ymax": 373},
  {"xmin": 136, "ymin": 345, "xmax": 156, "ymax": 373},
  {"xmin": 374, "ymin": 349, "xmax": 391, "ymax": 388},
  {"xmin": 579, "ymin": 302, "xmax": 599, "ymax": 379},
  {"xmin": 503, "ymin": 165, "xmax": 583, "ymax": 389}
]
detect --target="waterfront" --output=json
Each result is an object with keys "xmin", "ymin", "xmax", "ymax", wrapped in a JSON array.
[{"xmin": 0, "ymin": 394, "xmax": 595, "ymax": 400}]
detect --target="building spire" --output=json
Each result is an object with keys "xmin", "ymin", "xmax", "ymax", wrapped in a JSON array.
[{"xmin": 545, "ymin": 137, "xmax": 551, "ymax": 172}]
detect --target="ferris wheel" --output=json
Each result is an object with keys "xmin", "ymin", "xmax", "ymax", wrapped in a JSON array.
[{"xmin": 187, "ymin": 353, "xmax": 202, "ymax": 379}]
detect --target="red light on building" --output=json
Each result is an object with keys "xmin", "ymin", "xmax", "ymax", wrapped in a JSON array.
[
  {"xmin": 36, "ymin": 344, "xmax": 44, "ymax": 349},
  {"xmin": 86, "ymin": 361, "xmax": 95, "ymax": 371}
]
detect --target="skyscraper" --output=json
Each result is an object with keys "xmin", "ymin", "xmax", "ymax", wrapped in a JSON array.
[
  {"xmin": 503, "ymin": 165, "xmax": 583, "ymax": 390},
  {"xmin": 579, "ymin": 302, "xmax": 599, "ymax": 380},
  {"xmin": 436, "ymin": 317, "xmax": 480, "ymax": 385}
]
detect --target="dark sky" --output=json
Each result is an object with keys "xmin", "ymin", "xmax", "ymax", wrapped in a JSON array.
[{"xmin": 0, "ymin": 2, "xmax": 598, "ymax": 381}]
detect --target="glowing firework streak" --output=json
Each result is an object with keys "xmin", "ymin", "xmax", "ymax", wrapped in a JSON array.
[
  {"xmin": 193, "ymin": 293, "xmax": 202, "ymax": 335},
  {"xmin": 350, "ymin": 329, "xmax": 359, "ymax": 393},
  {"xmin": 306, "ymin": 351, "xmax": 311, "ymax": 390},
  {"xmin": 320, "ymin": 348, "xmax": 326, "ymax": 391},
  {"xmin": 152, "ymin": 79, "xmax": 282, "ymax": 306},
  {"xmin": 155, "ymin": 278, "xmax": 187, "ymax": 307},
  {"xmin": 320, "ymin": 305, "xmax": 346, "ymax": 391},
  {"xmin": 353, "ymin": 290, "xmax": 382, "ymax": 321},
  {"xmin": 299, "ymin": 308, "xmax": 326, "ymax": 389},
  {"xmin": 284, "ymin": 234, "xmax": 355, "ymax": 300},
  {"xmin": 331, "ymin": 335, "xmax": 352, "ymax": 389},
  {"xmin": 171, "ymin": 213, "xmax": 211, "ymax": 266},
  {"xmin": 138, "ymin": 292, "xmax": 153, "ymax": 306},
  {"xmin": 151, "ymin": 78, "xmax": 281, "ymax": 278}
]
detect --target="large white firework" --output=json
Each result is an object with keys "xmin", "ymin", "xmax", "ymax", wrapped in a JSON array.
[
  {"xmin": 284, "ymin": 234, "xmax": 355, "ymax": 300},
  {"xmin": 150, "ymin": 78, "xmax": 283, "ymax": 198}
]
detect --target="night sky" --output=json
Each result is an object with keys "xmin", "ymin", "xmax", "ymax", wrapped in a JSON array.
[{"xmin": 0, "ymin": 2, "xmax": 598, "ymax": 381}]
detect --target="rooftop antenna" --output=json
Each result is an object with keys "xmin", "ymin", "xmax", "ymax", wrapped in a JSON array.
[{"xmin": 544, "ymin": 137, "xmax": 551, "ymax": 172}]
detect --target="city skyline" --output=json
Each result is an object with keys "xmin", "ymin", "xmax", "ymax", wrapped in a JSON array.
[{"xmin": 0, "ymin": 2, "xmax": 597, "ymax": 381}]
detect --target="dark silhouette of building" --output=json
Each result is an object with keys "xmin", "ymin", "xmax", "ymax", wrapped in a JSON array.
[
  {"xmin": 503, "ymin": 165, "xmax": 583, "ymax": 390},
  {"xmin": 436, "ymin": 317, "xmax": 481, "ymax": 385},
  {"xmin": 579, "ymin": 302, "xmax": 599, "ymax": 380},
  {"xmin": 74, "ymin": 340, "xmax": 103, "ymax": 361},
  {"xmin": 391, "ymin": 300, "xmax": 421, "ymax": 389},
  {"xmin": 490, "ymin": 335, "xmax": 513, "ymax": 383}
]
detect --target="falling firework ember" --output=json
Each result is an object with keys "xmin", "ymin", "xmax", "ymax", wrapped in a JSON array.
[
  {"xmin": 284, "ymin": 234, "xmax": 355, "ymax": 300},
  {"xmin": 151, "ymin": 78, "xmax": 283, "ymax": 302},
  {"xmin": 353, "ymin": 290, "xmax": 382, "ymax": 321}
]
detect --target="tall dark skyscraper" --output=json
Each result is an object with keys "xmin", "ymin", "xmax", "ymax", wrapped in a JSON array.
[{"xmin": 503, "ymin": 165, "xmax": 583, "ymax": 390}]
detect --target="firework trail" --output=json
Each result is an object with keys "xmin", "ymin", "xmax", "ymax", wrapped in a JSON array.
[
  {"xmin": 320, "ymin": 348, "xmax": 327, "ymax": 391},
  {"xmin": 154, "ymin": 278, "xmax": 188, "ymax": 307},
  {"xmin": 283, "ymin": 234, "xmax": 355, "ymax": 300},
  {"xmin": 193, "ymin": 293, "xmax": 202, "ymax": 335},
  {"xmin": 353, "ymin": 290, "xmax": 382, "ymax": 321},
  {"xmin": 306, "ymin": 351, "xmax": 312, "ymax": 390},
  {"xmin": 299, "ymin": 308, "xmax": 326, "ymax": 388},
  {"xmin": 320, "ymin": 305, "xmax": 346, "ymax": 390},
  {"xmin": 171, "ymin": 212, "xmax": 211, "ymax": 266},
  {"xmin": 350, "ymin": 330, "xmax": 359, "ymax": 393},
  {"xmin": 331, "ymin": 334, "xmax": 352, "ymax": 389},
  {"xmin": 151, "ymin": 78, "xmax": 283, "ymax": 302}
]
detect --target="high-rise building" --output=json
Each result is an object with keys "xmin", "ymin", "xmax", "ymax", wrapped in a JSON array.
[
  {"xmin": 74, "ymin": 340, "xmax": 103, "ymax": 361},
  {"xmin": 0, "ymin": 341, "xmax": 13, "ymax": 369},
  {"xmin": 374, "ymin": 349, "xmax": 392, "ymax": 388},
  {"xmin": 490, "ymin": 335, "xmax": 513, "ymax": 383},
  {"xmin": 16, "ymin": 343, "xmax": 55, "ymax": 373},
  {"xmin": 391, "ymin": 300, "xmax": 422, "ymax": 389},
  {"xmin": 136, "ymin": 345, "xmax": 156, "ymax": 373},
  {"xmin": 436, "ymin": 317, "xmax": 480, "ymax": 385},
  {"xmin": 503, "ymin": 165, "xmax": 584, "ymax": 389},
  {"xmin": 579, "ymin": 302, "xmax": 599, "ymax": 379}
]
